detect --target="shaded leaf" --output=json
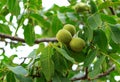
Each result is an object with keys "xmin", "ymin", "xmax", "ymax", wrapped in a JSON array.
[
  {"xmin": 52, "ymin": 51, "xmax": 68, "ymax": 73},
  {"xmin": 51, "ymin": 15, "xmax": 63, "ymax": 35},
  {"xmin": 34, "ymin": 77, "xmax": 46, "ymax": 82},
  {"xmin": 88, "ymin": 55, "xmax": 106, "ymax": 79},
  {"xmin": 40, "ymin": 46, "xmax": 54, "ymax": 81},
  {"xmin": 84, "ymin": 49, "xmax": 97, "ymax": 67},
  {"xmin": 89, "ymin": 0, "xmax": 98, "ymax": 14},
  {"xmin": 109, "ymin": 39, "xmax": 120, "ymax": 53},
  {"xmin": 102, "ymin": 59, "xmax": 108, "ymax": 72},
  {"xmin": 6, "ymin": 72, "xmax": 16, "ymax": 82},
  {"xmin": 53, "ymin": 74, "xmax": 61, "ymax": 82},
  {"xmin": 36, "ymin": 43, "xmax": 45, "ymax": 54},
  {"xmin": 0, "ymin": 15, "xmax": 6, "ymax": 22},
  {"xmin": 29, "ymin": 0, "xmax": 42, "ymax": 10},
  {"xmin": 23, "ymin": 24, "xmax": 35, "ymax": 46},
  {"xmin": 15, "ymin": 74, "xmax": 33, "ymax": 82},
  {"xmin": 101, "ymin": 14, "xmax": 117, "ymax": 24},
  {"xmin": 109, "ymin": 24, "xmax": 120, "ymax": 44},
  {"xmin": 88, "ymin": 67, "xmax": 101, "ymax": 79},
  {"xmin": 109, "ymin": 53, "xmax": 120, "ymax": 63},
  {"xmin": 101, "ymin": 52, "xmax": 120, "ymax": 74},
  {"xmin": 30, "ymin": 14, "xmax": 50, "ymax": 28},
  {"xmin": 94, "ymin": 29, "xmax": 108, "ymax": 51},
  {"xmin": 54, "ymin": 47, "xmax": 76, "ymax": 63},
  {"xmin": 0, "ymin": 24, "xmax": 12, "ymax": 34},
  {"xmin": 69, "ymin": 51, "xmax": 86, "ymax": 63},
  {"xmin": 83, "ymin": 26, "xmax": 93, "ymax": 42},
  {"xmin": 28, "ymin": 49, "xmax": 37, "ymax": 58},
  {"xmin": 7, "ymin": 66, "xmax": 28, "ymax": 76},
  {"xmin": 7, "ymin": 0, "xmax": 20, "ymax": 16},
  {"xmin": 98, "ymin": 1, "xmax": 120, "ymax": 10},
  {"xmin": 53, "ymin": 74, "xmax": 70, "ymax": 82},
  {"xmin": 87, "ymin": 13, "xmax": 102, "ymax": 29}
]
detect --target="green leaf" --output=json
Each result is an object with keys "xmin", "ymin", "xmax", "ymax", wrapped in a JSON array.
[
  {"xmin": 34, "ymin": 77, "xmax": 46, "ymax": 82},
  {"xmin": 52, "ymin": 51, "xmax": 68, "ymax": 73},
  {"xmin": 98, "ymin": 1, "xmax": 120, "ymax": 10},
  {"xmin": 109, "ymin": 53, "xmax": 120, "ymax": 63},
  {"xmin": 7, "ymin": 66, "xmax": 28, "ymax": 76},
  {"xmin": 89, "ymin": 0, "xmax": 98, "ymax": 14},
  {"xmin": 93, "ymin": 29, "xmax": 108, "ymax": 51},
  {"xmin": 84, "ymin": 49, "xmax": 97, "ymax": 67},
  {"xmin": 16, "ymin": 15, "xmax": 26, "ymax": 34},
  {"xmin": 109, "ymin": 40, "xmax": 120, "ymax": 53},
  {"xmin": 0, "ymin": 0, "xmax": 7, "ymax": 10},
  {"xmin": 0, "ymin": 24, "xmax": 12, "ymax": 34},
  {"xmin": 7, "ymin": 0, "xmax": 20, "ymax": 16},
  {"xmin": 28, "ymin": 49, "xmax": 37, "ymax": 58},
  {"xmin": 53, "ymin": 74, "xmax": 70, "ymax": 82},
  {"xmin": 101, "ymin": 52, "xmax": 120, "ymax": 66},
  {"xmin": 7, "ymin": 0, "xmax": 15, "ymax": 12},
  {"xmin": 101, "ymin": 52, "xmax": 120, "ymax": 74},
  {"xmin": 109, "ymin": 24, "xmax": 120, "ymax": 44},
  {"xmin": 6, "ymin": 72, "xmax": 16, "ymax": 82},
  {"xmin": 15, "ymin": 74, "xmax": 33, "ymax": 82},
  {"xmin": 83, "ymin": 26, "xmax": 93, "ymax": 42},
  {"xmin": 69, "ymin": 51, "xmax": 86, "ymax": 63},
  {"xmin": 59, "ymin": 78, "xmax": 70, "ymax": 82},
  {"xmin": 88, "ymin": 55, "xmax": 106, "ymax": 79},
  {"xmin": 87, "ymin": 13, "xmax": 102, "ymax": 29},
  {"xmin": 40, "ymin": 46, "xmax": 54, "ymax": 81},
  {"xmin": 23, "ymin": 24, "xmax": 35, "ymax": 46},
  {"xmin": 102, "ymin": 59, "xmax": 108, "ymax": 72},
  {"xmin": 36, "ymin": 43, "xmax": 45, "ymax": 54},
  {"xmin": 29, "ymin": 0, "xmax": 42, "ymax": 10},
  {"xmin": 88, "ymin": 67, "xmax": 101, "ymax": 79},
  {"xmin": 51, "ymin": 15, "xmax": 63, "ymax": 35},
  {"xmin": 0, "ymin": 15, "xmax": 6, "ymax": 22},
  {"xmin": 53, "ymin": 74, "xmax": 61, "ymax": 82},
  {"xmin": 54, "ymin": 47, "xmax": 76, "ymax": 63},
  {"xmin": 30, "ymin": 14, "xmax": 50, "ymax": 28},
  {"xmin": 98, "ymin": 1, "xmax": 112, "ymax": 10},
  {"xmin": 100, "ymin": 14, "xmax": 117, "ymax": 24}
]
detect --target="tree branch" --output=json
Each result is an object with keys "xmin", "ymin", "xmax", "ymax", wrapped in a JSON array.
[
  {"xmin": 93, "ymin": 64, "xmax": 115, "ymax": 80},
  {"xmin": 0, "ymin": 33, "xmax": 57, "ymax": 44},
  {"xmin": 71, "ymin": 65, "xmax": 115, "ymax": 81}
]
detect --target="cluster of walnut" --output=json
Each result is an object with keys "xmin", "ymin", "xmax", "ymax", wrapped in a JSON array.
[{"xmin": 56, "ymin": 24, "xmax": 85, "ymax": 52}]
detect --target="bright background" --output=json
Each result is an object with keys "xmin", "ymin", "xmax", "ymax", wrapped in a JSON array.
[{"xmin": 0, "ymin": 0, "xmax": 120, "ymax": 81}]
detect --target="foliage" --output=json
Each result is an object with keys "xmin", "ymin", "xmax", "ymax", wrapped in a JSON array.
[{"xmin": 0, "ymin": 0, "xmax": 120, "ymax": 82}]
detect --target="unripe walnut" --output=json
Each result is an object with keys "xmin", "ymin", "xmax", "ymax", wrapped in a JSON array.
[
  {"xmin": 69, "ymin": 37, "xmax": 85, "ymax": 52},
  {"xmin": 56, "ymin": 29, "xmax": 72, "ymax": 44},
  {"xmin": 74, "ymin": 2, "xmax": 89, "ymax": 12},
  {"xmin": 63, "ymin": 24, "xmax": 76, "ymax": 36}
]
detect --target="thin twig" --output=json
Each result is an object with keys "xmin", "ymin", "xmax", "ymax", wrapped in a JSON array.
[
  {"xmin": 20, "ymin": 57, "xmax": 27, "ymax": 65},
  {"xmin": 0, "ymin": 33, "xmax": 57, "ymax": 44}
]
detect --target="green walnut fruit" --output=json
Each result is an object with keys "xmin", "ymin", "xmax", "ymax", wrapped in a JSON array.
[
  {"xmin": 63, "ymin": 24, "xmax": 76, "ymax": 36},
  {"xmin": 69, "ymin": 37, "xmax": 85, "ymax": 52},
  {"xmin": 74, "ymin": 2, "xmax": 89, "ymax": 12},
  {"xmin": 56, "ymin": 29, "xmax": 72, "ymax": 44}
]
